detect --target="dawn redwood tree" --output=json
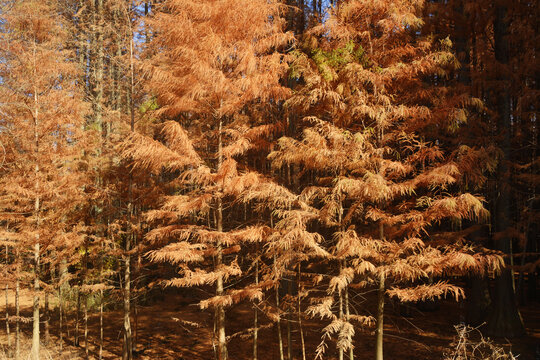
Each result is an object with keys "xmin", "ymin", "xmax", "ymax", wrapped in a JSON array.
[
  {"xmin": 270, "ymin": 1, "xmax": 504, "ymax": 358},
  {"xmin": 0, "ymin": 0, "xmax": 90, "ymax": 358},
  {"xmin": 122, "ymin": 0, "xmax": 292, "ymax": 359}
]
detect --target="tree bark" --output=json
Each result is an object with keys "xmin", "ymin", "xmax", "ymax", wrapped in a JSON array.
[
  {"xmin": 5, "ymin": 283, "xmax": 10, "ymax": 357},
  {"xmin": 94, "ymin": 0, "xmax": 104, "ymax": 136},
  {"xmin": 253, "ymin": 253, "xmax": 258, "ymax": 360},
  {"xmin": 216, "ymin": 118, "xmax": 228, "ymax": 360},
  {"xmin": 76, "ymin": 289, "xmax": 80, "ymax": 347},
  {"xmin": 100, "ymin": 237, "xmax": 105, "ymax": 360},
  {"xmin": 58, "ymin": 283, "xmax": 63, "ymax": 353},
  {"xmin": 287, "ymin": 279, "xmax": 292, "ymax": 360},
  {"xmin": 100, "ymin": 289, "xmax": 104, "ymax": 360},
  {"xmin": 274, "ymin": 253, "xmax": 284, "ymax": 360},
  {"xmin": 44, "ymin": 292, "xmax": 49, "ymax": 346},
  {"xmin": 31, "ymin": 242, "xmax": 40, "ymax": 360},
  {"xmin": 486, "ymin": 3, "xmax": 526, "ymax": 338},
  {"xmin": 345, "ymin": 286, "xmax": 353, "ymax": 360},
  {"xmin": 5, "ymin": 245, "xmax": 11, "ymax": 357},
  {"xmin": 466, "ymin": 275, "xmax": 491, "ymax": 326},
  {"xmin": 338, "ymin": 287, "xmax": 344, "ymax": 360},
  {"xmin": 275, "ymin": 284, "xmax": 285, "ymax": 360},
  {"xmin": 123, "ymin": 16, "xmax": 136, "ymax": 360},
  {"xmin": 59, "ymin": 260, "xmax": 67, "ymax": 352},
  {"xmin": 84, "ymin": 295, "xmax": 88, "ymax": 358},
  {"xmin": 16, "ymin": 276, "xmax": 20, "ymax": 360},
  {"xmin": 375, "ymin": 272, "xmax": 385, "ymax": 360},
  {"xmin": 375, "ymin": 223, "xmax": 385, "ymax": 360},
  {"xmin": 123, "ymin": 234, "xmax": 132, "ymax": 360},
  {"xmin": 298, "ymin": 264, "xmax": 306, "ymax": 360},
  {"xmin": 270, "ymin": 211, "xmax": 285, "ymax": 360},
  {"xmin": 31, "ymin": 76, "xmax": 40, "ymax": 360}
]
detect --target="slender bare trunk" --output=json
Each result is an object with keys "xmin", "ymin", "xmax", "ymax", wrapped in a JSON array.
[
  {"xmin": 123, "ymin": 14, "xmax": 136, "ymax": 359},
  {"xmin": 44, "ymin": 292, "xmax": 49, "ymax": 345},
  {"xmin": 5, "ymin": 283, "xmax": 10, "ymax": 357},
  {"xmin": 271, "ymin": 212, "xmax": 284, "ymax": 360},
  {"xmin": 216, "ymin": 219, "xmax": 226, "ymax": 360},
  {"xmin": 59, "ymin": 260, "xmax": 67, "ymax": 352},
  {"xmin": 31, "ymin": 50, "xmax": 41, "ymax": 360},
  {"xmin": 253, "ymin": 254, "xmax": 258, "ymax": 360},
  {"xmin": 84, "ymin": 296, "xmax": 88, "ymax": 358},
  {"xmin": 133, "ymin": 295, "xmax": 138, "ymax": 354},
  {"xmin": 298, "ymin": 264, "xmax": 306, "ymax": 360},
  {"xmin": 287, "ymin": 279, "xmax": 292, "ymax": 360},
  {"xmin": 345, "ymin": 286, "xmax": 353, "ymax": 360},
  {"xmin": 338, "ymin": 288, "xmax": 343, "ymax": 360},
  {"xmin": 15, "ymin": 277, "xmax": 20, "ymax": 360},
  {"xmin": 375, "ymin": 272, "xmax": 385, "ymax": 360},
  {"xmin": 76, "ymin": 289, "xmax": 80, "ymax": 347},
  {"xmin": 31, "ymin": 242, "xmax": 40, "ymax": 360},
  {"xmin": 375, "ymin": 222, "xmax": 385, "ymax": 360},
  {"xmin": 338, "ymin": 197, "xmax": 345, "ymax": 360},
  {"xmin": 59, "ymin": 284, "xmax": 63, "ymax": 353},
  {"xmin": 99, "ymin": 238, "xmax": 104, "ymax": 360},
  {"xmin": 5, "ymin": 246, "xmax": 11, "ymax": 356},
  {"xmin": 94, "ymin": 0, "xmax": 104, "ymax": 136},
  {"xmin": 123, "ymin": 236, "xmax": 132, "ymax": 360},
  {"xmin": 216, "ymin": 118, "xmax": 228, "ymax": 360},
  {"xmin": 100, "ymin": 289, "xmax": 104, "ymax": 360},
  {"xmin": 275, "ymin": 284, "xmax": 284, "ymax": 360}
]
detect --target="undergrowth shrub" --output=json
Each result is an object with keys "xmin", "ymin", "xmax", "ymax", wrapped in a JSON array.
[{"xmin": 444, "ymin": 324, "xmax": 518, "ymax": 360}]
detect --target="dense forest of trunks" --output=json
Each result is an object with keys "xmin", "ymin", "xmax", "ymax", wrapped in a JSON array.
[{"xmin": 0, "ymin": 0, "xmax": 537, "ymax": 359}]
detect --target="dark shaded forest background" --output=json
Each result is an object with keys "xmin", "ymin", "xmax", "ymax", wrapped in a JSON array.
[{"xmin": 0, "ymin": 0, "xmax": 538, "ymax": 359}]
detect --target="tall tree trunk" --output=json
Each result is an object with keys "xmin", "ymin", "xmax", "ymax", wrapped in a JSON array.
[
  {"xmin": 123, "ymin": 235, "xmax": 132, "ymax": 360},
  {"xmin": 345, "ymin": 286, "xmax": 353, "ymax": 360},
  {"xmin": 5, "ymin": 246, "xmax": 11, "ymax": 357},
  {"xmin": 273, "ymin": 249, "xmax": 284, "ymax": 360},
  {"xmin": 123, "ymin": 16, "xmax": 136, "ymax": 360},
  {"xmin": 275, "ymin": 284, "xmax": 284, "ymax": 360},
  {"xmin": 253, "ymin": 253, "xmax": 259, "ymax": 360},
  {"xmin": 76, "ymin": 289, "xmax": 80, "ymax": 347},
  {"xmin": 338, "ymin": 289, "xmax": 344, "ymax": 360},
  {"xmin": 216, "ymin": 118, "xmax": 228, "ymax": 360},
  {"xmin": 59, "ymin": 260, "xmax": 67, "ymax": 352},
  {"xmin": 466, "ymin": 275, "xmax": 491, "ymax": 325},
  {"xmin": 83, "ymin": 243, "xmax": 89, "ymax": 358},
  {"xmin": 94, "ymin": 0, "xmax": 104, "ymax": 136},
  {"xmin": 31, "ymin": 242, "xmax": 40, "ymax": 360},
  {"xmin": 84, "ymin": 296, "xmax": 88, "ymax": 358},
  {"xmin": 133, "ymin": 295, "xmax": 139, "ymax": 354},
  {"xmin": 375, "ymin": 223, "xmax": 385, "ymax": 360},
  {"xmin": 486, "ymin": 3, "xmax": 526, "ymax": 338},
  {"xmin": 77, "ymin": 0, "xmax": 87, "ymax": 95},
  {"xmin": 271, "ymin": 211, "xmax": 284, "ymax": 360},
  {"xmin": 58, "ymin": 283, "xmax": 63, "ymax": 353},
  {"xmin": 100, "ymin": 289, "xmax": 104, "ymax": 360},
  {"xmin": 15, "ymin": 276, "xmax": 20, "ymax": 360},
  {"xmin": 31, "ymin": 74, "xmax": 41, "ymax": 360},
  {"xmin": 99, "ymin": 237, "xmax": 105, "ymax": 360},
  {"xmin": 44, "ymin": 292, "xmax": 49, "ymax": 346},
  {"xmin": 5, "ymin": 283, "xmax": 10, "ymax": 357},
  {"xmin": 298, "ymin": 264, "xmax": 306, "ymax": 360},
  {"xmin": 287, "ymin": 279, "xmax": 292, "ymax": 360},
  {"xmin": 375, "ymin": 272, "xmax": 385, "ymax": 360},
  {"xmin": 338, "ymin": 199, "xmax": 344, "ymax": 360}
]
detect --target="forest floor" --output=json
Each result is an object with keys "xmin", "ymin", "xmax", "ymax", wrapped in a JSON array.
[{"xmin": 0, "ymin": 288, "xmax": 538, "ymax": 360}]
